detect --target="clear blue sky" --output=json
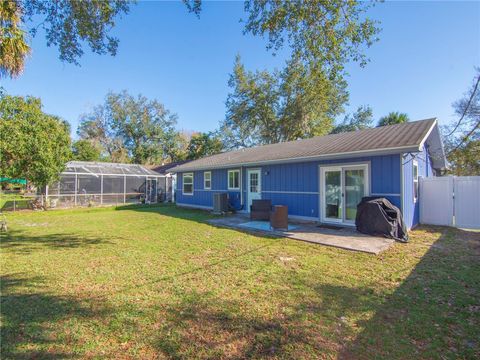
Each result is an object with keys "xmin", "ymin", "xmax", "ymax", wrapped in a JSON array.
[{"xmin": 2, "ymin": 1, "xmax": 479, "ymax": 138}]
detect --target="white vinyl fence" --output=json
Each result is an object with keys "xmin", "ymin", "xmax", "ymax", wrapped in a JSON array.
[{"xmin": 420, "ymin": 176, "xmax": 480, "ymax": 229}]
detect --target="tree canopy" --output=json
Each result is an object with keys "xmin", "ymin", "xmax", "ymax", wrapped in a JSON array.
[
  {"xmin": 243, "ymin": 0, "xmax": 380, "ymax": 79},
  {"xmin": 219, "ymin": 0, "xmax": 380, "ymax": 147},
  {"xmin": 0, "ymin": 0, "xmax": 30, "ymax": 78},
  {"xmin": 221, "ymin": 56, "xmax": 347, "ymax": 148},
  {"xmin": 377, "ymin": 112, "xmax": 410, "ymax": 127},
  {"xmin": 0, "ymin": 0, "xmax": 131, "ymax": 78},
  {"xmin": 330, "ymin": 106, "xmax": 373, "ymax": 134},
  {"xmin": 443, "ymin": 69, "xmax": 480, "ymax": 176},
  {"xmin": 77, "ymin": 91, "xmax": 180, "ymax": 165},
  {"xmin": 186, "ymin": 132, "xmax": 223, "ymax": 160},
  {"xmin": 71, "ymin": 139, "xmax": 102, "ymax": 162},
  {"xmin": 0, "ymin": 94, "xmax": 71, "ymax": 186}
]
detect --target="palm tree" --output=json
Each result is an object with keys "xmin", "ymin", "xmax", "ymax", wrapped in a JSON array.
[
  {"xmin": 377, "ymin": 112, "xmax": 409, "ymax": 127},
  {"xmin": 0, "ymin": 1, "xmax": 31, "ymax": 78}
]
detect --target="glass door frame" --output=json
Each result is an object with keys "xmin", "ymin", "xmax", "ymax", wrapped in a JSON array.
[
  {"xmin": 247, "ymin": 168, "xmax": 262, "ymax": 212},
  {"xmin": 146, "ymin": 178, "xmax": 158, "ymax": 203},
  {"xmin": 320, "ymin": 166, "xmax": 343, "ymax": 224},
  {"xmin": 319, "ymin": 163, "xmax": 370, "ymax": 225}
]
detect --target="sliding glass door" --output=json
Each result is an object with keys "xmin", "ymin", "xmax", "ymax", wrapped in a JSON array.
[
  {"xmin": 344, "ymin": 168, "xmax": 366, "ymax": 221},
  {"xmin": 321, "ymin": 165, "xmax": 368, "ymax": 224},
  {"xmin": 324, "ymin": 168, "xmax": 343, "ymax": 222}
]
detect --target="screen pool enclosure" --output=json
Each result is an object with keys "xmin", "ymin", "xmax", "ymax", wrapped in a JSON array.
[{"xmin": 44, "ymin": 161, "xmax": 166, "ymax": 208}]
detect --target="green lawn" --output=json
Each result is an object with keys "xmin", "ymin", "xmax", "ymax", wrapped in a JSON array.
[
  {"xmin": 0, "ymin": 193, "xmax": 31, "ymax": 211},
  {"xmin": 1, "ymin": 205, "xmax": 479, "ymax": 359}
]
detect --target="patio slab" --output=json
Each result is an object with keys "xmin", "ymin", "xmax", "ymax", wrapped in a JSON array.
[{"xmin": 208, "ymin": 215, "xmax": 395, "ymax": 255}]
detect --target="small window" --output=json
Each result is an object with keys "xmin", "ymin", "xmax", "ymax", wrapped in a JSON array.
[
  {"xmin": 250, "ymin": 172, "xmax": 258, "ymax": 193},
  {"xmin": 204, "ymin": 171, "xmax": 211, "ymax": 189},
  {"xmin": 228, "ymin": 170, "xmax": 240, "ymax": 190},
  {"xmin": 413, "ymin": 161, "xmax": 419, "ymax": 202},
  {"xmin": 183, "ymin": 173, "xmax": 193, "ymax": 195}
]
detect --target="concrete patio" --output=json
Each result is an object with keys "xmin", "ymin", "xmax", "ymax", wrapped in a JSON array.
[{"xmin": 208, "ymin": 214, "xmax": 395, "ymax": 255}]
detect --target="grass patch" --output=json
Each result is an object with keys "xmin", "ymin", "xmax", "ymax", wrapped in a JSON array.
[
  {"xmin": 0, "ymin": 193, "xmax": 31, "ymax": 211},
  {"xmin": 1, "ymin": 204, "xmax": 479, "ymax": 359}
]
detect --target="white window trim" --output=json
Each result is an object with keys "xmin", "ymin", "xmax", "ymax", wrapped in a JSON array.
[
  {"xmin": 183, "ymin": 172, "xmax": 194, "ymax": 196},
  {"xmin": 227, "ymin": 169, "xmax": 240, "ymax": 190},
  {"xmin": 413, "ymin": 160, "xmax": 419, "ymax": 203},
  {"xmin": 204, "ymin": 171, "xmax": 211, "ymax": 190}
]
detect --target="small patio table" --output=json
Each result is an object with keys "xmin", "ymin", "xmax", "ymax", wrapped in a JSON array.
[{"xmin": 270, "ymin": 205, "xmax": 288, "ymax": 231}]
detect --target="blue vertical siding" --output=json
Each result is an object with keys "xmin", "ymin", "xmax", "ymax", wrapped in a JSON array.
[
  {"xmin": 176, "ymin": 154, "xmax": 402, "ymax": 220},
  {"xmin": 176, "ymin": 168, "xmax": 242, "ymax": 209},
  {"xmin": 260, "ymin": 161, "xmax": 319, "ymax": 217},
  {"xmin": 258, "ymin": 155, "xmax": 401, "ymax": 218},
  {"xmin": 402, "ymin": 145, "xmax": 434, "ymax": 229}
]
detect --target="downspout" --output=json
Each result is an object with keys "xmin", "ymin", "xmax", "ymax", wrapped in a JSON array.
[
  {"xmin": 240, "ymin": 167, "xmax": 243, "ymax": 209},
  {"xmin": 400, "ymin": 153, "xmax": 404, "ymax": 221}
]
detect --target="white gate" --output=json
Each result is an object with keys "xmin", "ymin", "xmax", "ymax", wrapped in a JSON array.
[
  {"xmin": 420, "ymin": 177, "xmax": 454, "ymax": 226},
  {"xmin": 420, "ymin": 176, "xmax": 480, "ymax": 229},
  {"xmin": 454, "ymin": 177, "xmax": 480, "ymax": 229}
]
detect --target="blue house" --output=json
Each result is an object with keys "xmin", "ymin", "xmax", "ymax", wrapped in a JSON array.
[{"xmin": 170, "ymin": 119, "xmax": 447, "ymax": 229}]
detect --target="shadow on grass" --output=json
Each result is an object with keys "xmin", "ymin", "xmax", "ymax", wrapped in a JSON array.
[
  {"xmin": 116, "ymin": 205, "xmax": 480, "ymax": 357},
  {"xmin": 141, "ymin": 226, "xmax": 479, "ymax": 359},
  {"xmin": 1, "ymin": 230, "xmax": 113, "ymax": 254},
  {"xmin": 151, "ymin": 284, "xmax": 382, "ymax": 359},
  {"xmin": 3, "ymin": 205, "xmax": 478, "ymax": 358},
  {"xmin": 114, "ymin": 202, "xmax": 215, "ymax": 223},
  {"xmin": 338, "ymin": 226, "xmax": 480, "ymax": 359},
  {"xmin": 1, "ymin": 273, "xmax": 112, "ymax": 359}
]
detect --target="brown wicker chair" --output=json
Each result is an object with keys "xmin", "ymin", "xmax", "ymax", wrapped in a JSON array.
[
  {"xmin": 250, "ymin": 199, "xmax": 272, "ymax": 220},
  {"xmin": 270, "ymin": 205, "xmax": 288, "ymax": 230}
]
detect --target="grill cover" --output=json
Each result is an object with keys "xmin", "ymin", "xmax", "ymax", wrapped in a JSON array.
[{"xmin": 355, "ymin": 197, "xmax": 408, "ymax": 242}]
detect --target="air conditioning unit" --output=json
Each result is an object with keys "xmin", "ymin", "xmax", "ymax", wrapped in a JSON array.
[{"xmin": 213, "ymin": 193, "xmax": 229, "ymax": 214}]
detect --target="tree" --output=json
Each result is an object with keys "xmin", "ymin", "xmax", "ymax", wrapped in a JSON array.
[
  {"xmin": 77, "ymin": 103, "xmax": 128, "ymax": 163},
  {"xmin": 446, "ymin": 140, "xmax": 479, "ymax": 176},
  {"xmin": 218, "ymin": 0, "xmax": 380, "ymax": 147},
  {"xmin": 161, "ymin": 130, "xmax": 189, "ymax": 162},
  {"xmin": 330, "ymin": 106, "xmax": 373, "ymax": 134},
  {"xmin": 443, "ymin": 69, "xmax": 480, "ymax": 175},
  {"xmin": 187, "ymin": 132, "xmax": 223, "ymax": 160},
  {"xmin": 220, "ymin": 56, "xmax": 347, "ymax": 148},
  {"xmin": 0, "ymin": 0, "xmax": 30, "ymax": 78},
  {"xmin": 184, "ymin": 0, "xmax": 380, "ymax": 79},
  {"xmin": 0, "ymin": 94, "xmax": 71, "ymax": 186},
  {"xmin": 377, "ymin": 112, "xmax": 409, "ymax": 127},
  {"xmin": 71, "ymin": 139, "xmax": 101, "ymax": 162},
  {"xmin": 244, "ymin": 1, "xmax": 380, "ymax": 79},
  {"xmin": 77, "ymin": 91, "xmax": 180, "ymax": 165},
  {"xmin": 1, "ymin": 0, "xmax": 131, "ymax": 78}
]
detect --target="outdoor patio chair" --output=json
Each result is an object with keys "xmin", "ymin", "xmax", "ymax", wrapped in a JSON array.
[{"xmin": 250, "ymin": 199, "xmax": 272, "ymax": 220}]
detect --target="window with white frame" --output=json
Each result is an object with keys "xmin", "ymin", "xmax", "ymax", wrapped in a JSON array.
[
  {"xmin": 228, "ymin": 170, "xmax": 240, "ymax": 190},
  {"xmin": 183, "ymin": 173, "xmax": 193, "ymax": 195},
  {"xmin": 204, "ymin": 171, "xmax": 211, "ymax": 189},
  {"xmin": 413, "ymin": 160, "xmax": 419, "ymax": 202}
]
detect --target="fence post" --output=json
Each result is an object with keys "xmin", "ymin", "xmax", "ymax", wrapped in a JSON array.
[
  {"xmin": 74, "ymin": 174, "xmax": 78, "ymax": 206},
  {"xmin": 123, "ymin": 175, "xmax": 126, "ymax": 204},
  {"xmin": 13, "ymin": 199, "xmax": 16, "ymax": 212}
]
